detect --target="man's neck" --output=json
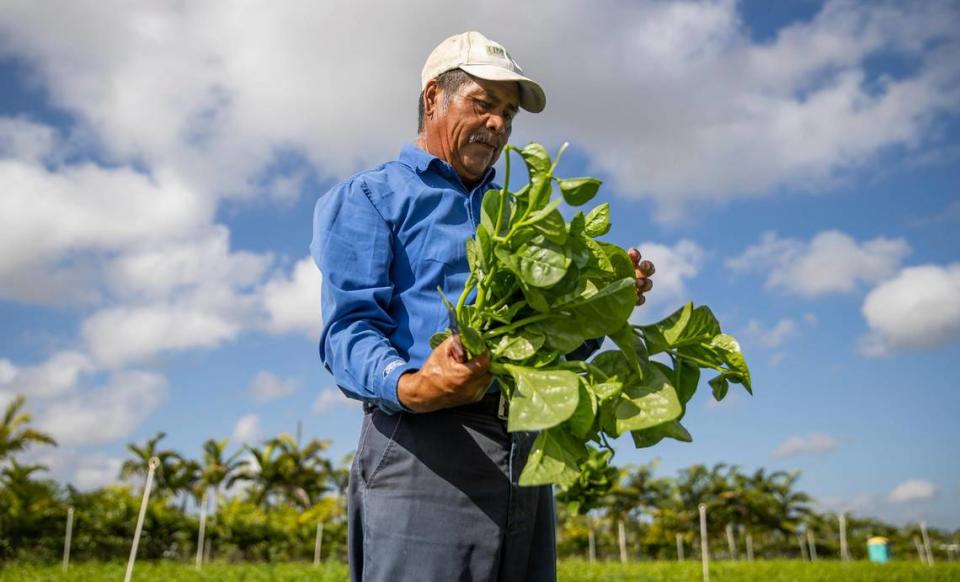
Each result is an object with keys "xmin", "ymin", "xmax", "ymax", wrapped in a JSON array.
[{"xmin": 414, "ymin": 136, "xmax": 482, "ymax": 190}]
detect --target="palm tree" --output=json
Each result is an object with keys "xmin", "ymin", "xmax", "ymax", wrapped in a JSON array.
[
  {"xmin": 119, "ymin": 431, "xmax": 182, "ymax": 496},
  {"xmin": 0, "ymin": 395, "xmax": 56, "ymax": 460},
  {"xmin": 232, "ymin": 434, "xmax": 334, "ymax": 508},
  {"xmin": 230, "ymin": 439, "xmax": 286, "ymax": 507},
  {"xmin": 196, "ymin": 438, "xmax": 244, "ymax": 513},
  {"xmin": 269, "ymin": 433, "xmax": 335, "ymax": 508}
]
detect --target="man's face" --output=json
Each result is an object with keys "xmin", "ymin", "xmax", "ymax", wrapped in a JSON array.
[{"xmin": 434, "ymin": 76, "xmax": 520, "ymax": 184}]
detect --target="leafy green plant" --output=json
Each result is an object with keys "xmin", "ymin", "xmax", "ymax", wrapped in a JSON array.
[{"xmin": 432, "ymin": 142, "xmax": 752, "ymax": 512}]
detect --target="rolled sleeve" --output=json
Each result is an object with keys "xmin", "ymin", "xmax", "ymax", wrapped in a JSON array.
[{"xmin": 311, "ymin": 177, "xmax": 415, "ymax": 413}]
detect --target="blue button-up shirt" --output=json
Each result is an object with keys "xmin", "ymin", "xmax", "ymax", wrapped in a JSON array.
[{"xmin": 311, "ymin": 144, "xmax": 497, "ymax": 413}]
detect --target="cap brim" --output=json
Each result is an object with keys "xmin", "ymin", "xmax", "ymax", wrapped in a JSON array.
[{"xmin": 459, "ymin": 64, "xmax": 546, "ymax": 113}]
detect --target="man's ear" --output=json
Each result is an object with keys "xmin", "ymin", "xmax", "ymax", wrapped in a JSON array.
[{"xmin": 423, "ymin": 79, "xmax": 440, "ymax": 121}]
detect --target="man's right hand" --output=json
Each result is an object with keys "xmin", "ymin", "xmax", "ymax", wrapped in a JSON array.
[{"xmin": 397, "ymin": 336, "xmax": 492, "ymax": 413}]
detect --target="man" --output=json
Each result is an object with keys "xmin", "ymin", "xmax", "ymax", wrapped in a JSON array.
[{"xmin": 311, "ymin": 31, "xmax": 655, "ymax": 582}]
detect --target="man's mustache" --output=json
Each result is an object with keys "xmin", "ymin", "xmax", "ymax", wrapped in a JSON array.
[{"xmin": 468, "ymin": 131, "xmax": 504, "ymax": 150}]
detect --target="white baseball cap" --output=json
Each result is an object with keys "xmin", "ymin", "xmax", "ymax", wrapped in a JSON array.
[{"xmin": 421, "ymin": 31, "xmax": 546, "ymax": 113}]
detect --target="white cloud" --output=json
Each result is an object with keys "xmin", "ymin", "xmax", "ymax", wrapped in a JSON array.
[
  {"xmin": 37, "ymin": 370, "xmax": 167, "ymax": 446},
  {"xmin": 860, "ymin": 263, "xmax": 960, "ymax": 356},
  {"xmin": 247, "ymin": 371, "xmax": 299, "ymax": 403},
  {"xmin": 728, "ymin": 230, "xmax": 911, "ymax": 296},
  {"xmin": 312, "ymin": 388, "xmax": 361, "ymax": 415},
  {"xmin": 107, "ymin": 226, "xmax": 270, "ymax": 301},
  {"xmin": 261, "ymin": 257, "xmax": 323, "ymax": 337},
  {"xmin": 0, "ymin": 358, "xmax": 19, "ymax": 384},
  {"xmin": 632, "ymin": 240, "xmax": 704, "ymax": 309},
  {"xmin": 744, "ymin": 318, "xmax": 796, "ymax": 348},
  {"xmin": 232, "ymin": 414, "xmax": 262, "ymax": 445},
  {"xmin": 72, "ymin": 455, "xmax": 124, "ymax": 490},
  {"xmin": 0, "ymin": 0, "xmax": 954, "ymax": 224},
  {"xmin": 0, "ymin": 351, "xmax": 94, "ymax": 399},
  {"xmin": 0, "ymin": 117, "xmax": 58, "ymax": 163},
  {"xmin": 0, "ymin": 158, "xmax": 211, "ymax": 303},
  {"xmin": 889, "ymin": 479, "xmax": 938, "ymax": 503},
  {"xmin": 81, "ymin": 301, "xmax": 246, "ymax": 368},
  {"xmin": 773, "ymin": 433, "xmax": 839, "ymax": 459}
]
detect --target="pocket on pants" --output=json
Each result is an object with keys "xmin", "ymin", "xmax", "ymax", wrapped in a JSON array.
[{"xmin": 356, "ymin": 408, "xmax": 403, "ymax": 489}]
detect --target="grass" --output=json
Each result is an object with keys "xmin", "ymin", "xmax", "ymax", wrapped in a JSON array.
[{"xmin": 1, "ymin": 560, "xmax": 958, "ymax": 581}]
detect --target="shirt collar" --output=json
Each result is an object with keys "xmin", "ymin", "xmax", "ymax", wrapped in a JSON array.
[{"xmin": 398, "ymin": 144, "xmax": 497, "ymax": 194}]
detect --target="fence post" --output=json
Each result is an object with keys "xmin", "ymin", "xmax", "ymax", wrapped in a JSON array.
[
  {"xmin": 617, "ymin": 520, "xmax": 627, "ymax": 563},
  {"xmin": 921, "ymin": 521, "xmax": 934, "ymax": 565},
  {"xmin": 726, "ymin": 523, "xmax": 737, "ymax": 560},
  {"xmin": 915, "ymin": 536, "xmax": 928, "ymax": 565},
  {"xmin": 124, "ymin": 457, "xmax": 159, "ymax": 582},
  {"xmin": 195, "ymin": 488, "xmax": 208, "ymax": 569},
  {"xmin": 839, "ymin": 514, "xmax": 849, "ymax": 561},
  {"xmin": 699, "ymin": 504, "xmax": 709, "ymax": 582},
  {"xmin": 588, "ymin": 527, "xmax": 596, "ymax": 563},
  {"xmin": 314, "ymin": 521, "xmax": 324, "ymax": 566},
  {"xmin": 62, "ymin": 506, "xmax": 74, "ymax": 572}
]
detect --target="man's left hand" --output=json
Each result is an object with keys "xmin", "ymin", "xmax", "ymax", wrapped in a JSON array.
[{"xmin": 628, "ymin": 248, "xmax": 655, "ymax": 306}]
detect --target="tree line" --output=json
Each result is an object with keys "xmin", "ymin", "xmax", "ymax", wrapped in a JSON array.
[{"xmin": 1, "ymin": 395, "xmax": 956, "ymax": 563}]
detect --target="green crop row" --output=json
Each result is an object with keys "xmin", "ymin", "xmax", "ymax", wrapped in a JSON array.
[{"xmin": 2, "ymin": 560, "xmax": 959, "ymax": 582}]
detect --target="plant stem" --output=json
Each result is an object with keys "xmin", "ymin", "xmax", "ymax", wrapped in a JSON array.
[
  {"xmin": 455, "ymin": 274, "xmax": 475, "ymax": 321},
  {"xmin": 483, "ymin": 313, "xmax": 555, "ymax": 339}
]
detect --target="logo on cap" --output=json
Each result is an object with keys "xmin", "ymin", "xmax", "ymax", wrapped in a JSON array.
[{"xmin": 486, "ymin": 46, "xmax": 506, "ymax": 59}]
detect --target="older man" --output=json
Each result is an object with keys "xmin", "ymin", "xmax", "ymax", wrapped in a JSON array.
[{"xmin": 311, "ymin": 31, "xmax": 654, "ymax": 582}]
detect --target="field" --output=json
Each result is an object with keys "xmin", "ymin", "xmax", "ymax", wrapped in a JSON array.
[{"xmin": 2, "ymin": 561, "xmax": 959, "ymax": 582}]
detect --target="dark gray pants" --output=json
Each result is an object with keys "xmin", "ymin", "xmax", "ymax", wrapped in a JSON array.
[{"xmin": 348, "ymin": 404, "xmax": 557, "ymax": 582}]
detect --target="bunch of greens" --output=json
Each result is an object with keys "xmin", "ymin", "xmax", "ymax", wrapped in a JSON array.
[{"xmin": 432, "ymin": 142, "xmax": 751, "ymax": 513}]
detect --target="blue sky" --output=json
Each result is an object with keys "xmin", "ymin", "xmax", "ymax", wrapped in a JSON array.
[{"xmin": 0, "ymin": 1, "xmax": 958, "ymax": 528}]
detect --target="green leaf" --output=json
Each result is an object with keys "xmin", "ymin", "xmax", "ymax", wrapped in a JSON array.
[
  {"xmin": 599, "ymin": 242, "xmax": 635, "ymax": 280},
  {"xmin": 566, "ymin": 236, "xmax": 592, "ymax": 269},
  {"xmin": 710, "ymin": 334, "xmax": 752, "ymax": 393},
  {"xmin": 583, "ymin": 237, "xmax": 614, "ymax": 273},
  {"xmin": 709, "ymin": 375, "xmax": 729, "ymax": 401},
  {"xmin": 583, "ymin": 203, "xmax": 610, "ymax": 237},
  {"xmin": 486, "ymin": 301, "xmax": 526, "ymax": 324},
  {"xmin": 505, "ymin": 365, "xmax": 580, "ymax": 431},
  {"xmin": 466, "ymin": 238, "xmax": 482, "ymax": 276},
  {"xmin": 529, "ymin": 317, "xmax": 588, "ymax": 353},
  {"xmin": 557, "ymin": 177, "xmax": 601, "ymax": 207},
  {"xmin": 631, "ymin": 420, "xmax": 693, "ymax": 448},
  {"xmin": 521, "ymin": 282, "xmax": 550, "ymax": 313},
  {"xmin": 612, "ymin": 363, "xmax": 683, "ymax": 436},
  {"xmin": 568, "ymin": 380, "xmax": 598, "ymax": 438},
  {"xmin": 519, "ymin": 143, "xmax": 550, "ymax": 174},
  {"xmin": 495, "ymin": 330, "xmax": 546, "ymax": 361},
  {"xmin": 661, "ymin": 302, "xmax": 693, "ymax": 346},
  {"xmin": 609, "ymin": 324, "xmax": 642, "ymax": 376},
  {"xmin": 528, "ymin": 207, "xmax": 567, "ymax": 245},
  {"xmin": 569, "ymin": 211, "xmax": 586, "ymax": 236},
  {"xmin": 523, "ymin": 349, "xmax": 561, "ymax": 368},
  {"xmin": 429, "ymin": 330, "xmax": 451, "ymax": 350},
  {"xmin": 480, "ymin": 189, "xmax": 509, "ymax": 236},
  {"xmin": 567, "ymin": 278, "xmax": 637, "ymax": 338},
  {"xmin": 517, "ymin": 236, "xmax": 571, "ymax": 288},
  {"xmin": 652, "ymin": 360, "xmax": 699, "ymax": 406},
  {"xmin": 518, "ymin": 427, "xmax": 586, "ymax": 488},
  {"xmin": 519, "ymin": 144, "xmax": 553, "ymax": 211},
  {"xmin": 459, "ymin": 325, "xmax": 486, "ymax": 358}
]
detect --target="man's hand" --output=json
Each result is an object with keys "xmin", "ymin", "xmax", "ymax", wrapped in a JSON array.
[
  {"xmin": 397, "ymin": 336, "xmax": 492, "ymax": 413},
  {"xmin": 628, "ymin": 248, "xmax": 655, "ymax": 306}
]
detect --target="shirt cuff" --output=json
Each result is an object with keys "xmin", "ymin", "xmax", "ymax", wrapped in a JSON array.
[{"xmin": 376, "ymin": 359, "xmax": 418, "ymax": 414}]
